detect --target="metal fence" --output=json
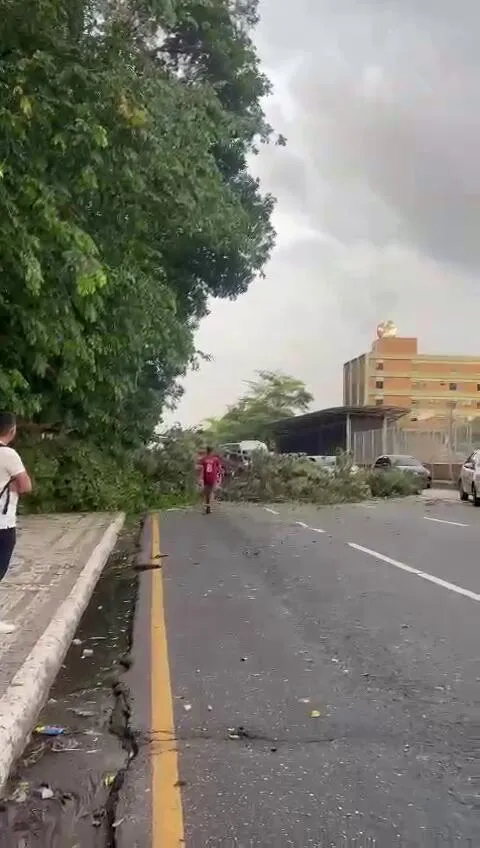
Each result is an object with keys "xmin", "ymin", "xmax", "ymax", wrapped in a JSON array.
[{"xmin": 353, "ymin": 422, "xmax": 478, "ymax": 466}]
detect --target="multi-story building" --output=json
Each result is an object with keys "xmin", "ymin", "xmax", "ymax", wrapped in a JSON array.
[{"xmin": 343, "ymin": 323, "xmax": 480, "ymax": 425}]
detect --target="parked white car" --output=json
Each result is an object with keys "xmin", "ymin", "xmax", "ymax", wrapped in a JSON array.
[
  {"xmin": 220, "ymin": 440, "xmax": 269, "ymax": 459},
  {"xmin": 308, "ymin": 455, "xmax": 359, "ymax": 475},
  {"xmin": 458, "ymin": 450, "xmax": 480, "ymax": 505}
]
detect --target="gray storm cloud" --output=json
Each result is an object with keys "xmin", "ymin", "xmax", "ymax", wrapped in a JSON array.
[
  {"xmin": 171, "ymin": 0, "xmax": 480, "ymax": 425},
  {"xmin": 259, "ymin": 0, "xmax": 480, "ymax": 273}
]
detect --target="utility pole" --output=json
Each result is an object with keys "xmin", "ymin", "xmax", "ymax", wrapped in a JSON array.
[{"xmin": 447, "ymin": 403, "xmax": 455, "ymax": 483}]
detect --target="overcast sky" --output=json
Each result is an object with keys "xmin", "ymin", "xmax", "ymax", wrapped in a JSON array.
[{"xmin": 170, "ymin": 0, "xmax": 480, "ymax": 426}]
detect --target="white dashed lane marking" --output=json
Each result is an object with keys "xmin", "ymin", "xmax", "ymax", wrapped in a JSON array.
[
  {"xmin": 348, "ymin": 542, "xmax": 480, "ymax": 602},
  {"xmin": 424, "ymin": 516, "xmax": 469, "ymax": 527},
  {"xmin": 259, "ymin": 506, "xmax": 478, "ymax": 601}
]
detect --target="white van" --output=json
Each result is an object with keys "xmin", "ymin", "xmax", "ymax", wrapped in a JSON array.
[{"xmin": 220, "ymin": 440, "xmax": 269, "ymax": 463}]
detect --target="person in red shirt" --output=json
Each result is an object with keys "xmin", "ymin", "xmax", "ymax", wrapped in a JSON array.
[{"xmin": 198, "ymin": 446, "xmax": 222, "ymax": 514}]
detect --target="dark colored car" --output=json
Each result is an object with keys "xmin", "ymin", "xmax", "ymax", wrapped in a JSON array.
[{"xmin": 373, "ymin": 454, "xmax": 432, "ymax": 488}]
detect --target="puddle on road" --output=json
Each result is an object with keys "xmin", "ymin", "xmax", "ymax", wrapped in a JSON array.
[{"xmin": 0, "ymin": 524, "xmax": 140, "ymax": 847}]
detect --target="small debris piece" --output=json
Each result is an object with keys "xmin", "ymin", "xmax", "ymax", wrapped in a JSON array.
[
  {"xmin": 310, "ymin": 710, "xmax": 321, "ymax": 718},
  {"xmin": 81, "ymin": 648, "xmax": 94, "ymax": 658},
  {"xmin": 183, "ymin": 703, "xmax": 192, "ymax": 712},
  {"xmin": 72, "ymin": 638, "xmax": 83, "ymax": 646},
  {"xmin": 228, "ymin": 726, "xmax": 254, "ymax": 740},
  {"xmin": 35, "ymin": 725, "xmax": 65, "ymax": 737},
  {"xmin": 68, "ymin": 708, "xmax": 95, "ymax": 718},
  {"xmin": 52, "ymin": 739, "xmax": 82, "ymax": 752},
  {"xmin": 207, "ymin": 705, "xmax": 213, "ymax": 711},
  {"xmin": 240, "ymin": 657, "xmax": 248, "ymax": 662},
  {"xmin": 36, "ymin": 784, "xmax": 54, "ymax": 800},
  {"xmin": 10, "ymin": 782, "xmax": 29, "ymax": 803},
  {"xmin": 113, "ymin": 818, "xmax": 125, "ymax": 828},
  {"xmin": 298, "ymin": 698, "xmax": 310, "ymax": 704}
]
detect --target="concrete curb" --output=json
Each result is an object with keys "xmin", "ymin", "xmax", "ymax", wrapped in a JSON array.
[{"xmin": 0, "ymin": 512, "xmax": 125, "ymax": 793}]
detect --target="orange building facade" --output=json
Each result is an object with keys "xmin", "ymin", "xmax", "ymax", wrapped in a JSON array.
[{"xmin": 343, "ymin": 331, "xmax": 480, "ymax": 425}]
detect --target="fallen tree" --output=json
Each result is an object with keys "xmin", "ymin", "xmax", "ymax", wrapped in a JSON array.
[{"xmin": 219, "ymin": 453, "xmax": 422, "ymax": 504}]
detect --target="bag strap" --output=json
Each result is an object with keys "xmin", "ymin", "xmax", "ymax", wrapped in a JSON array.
[{"xmin": 0, "ymin": 445, "xmax": 11, "ymax": 514}]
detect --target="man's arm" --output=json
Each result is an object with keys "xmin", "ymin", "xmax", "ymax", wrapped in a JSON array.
[
  {"xmin": 11, "ymin": 471, "xmax": 32, "ymax": 495},
  {"xmin": 5, "ymin": 449, "xmax": 32, "ymax": 495}
]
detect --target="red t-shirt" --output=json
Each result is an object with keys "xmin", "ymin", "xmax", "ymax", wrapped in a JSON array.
[{"xmin": 200, "ymin": 455, "xmax": 221, "ymax": 485}]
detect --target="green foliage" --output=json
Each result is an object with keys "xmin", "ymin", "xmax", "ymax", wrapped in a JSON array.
[
  {"xmin": 0, "ymin": 0, "xmax": 276, "ymax": 447},
  {"xmin": 221, "ymin": 452, "xmax": 371, "ymax": 504},
  {"xmin": 203, "ymin": 371, "xmax": 313, "ymax": 443},
  {"xmin": 18, "ymin": 430, "xmax": 199, "ymax": 514},
  {"xmin": 367, "ymin": 469, "xmax": 422, "ymax": 498},
  {"xmin": 138, "ymin": 428, "xmax": 199, "ymax": 498},
  {"xmin": 17, "ymin": 434, "xmax": 420, "ymax": 514},
  {"xmin": 219, "ymin": 452, "xmax": 421, "ymax": 505}
]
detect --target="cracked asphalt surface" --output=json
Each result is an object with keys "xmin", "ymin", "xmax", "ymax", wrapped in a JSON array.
[{"xmin": 121, "ymin": 495, "xmax": 480, "ymax": 847}]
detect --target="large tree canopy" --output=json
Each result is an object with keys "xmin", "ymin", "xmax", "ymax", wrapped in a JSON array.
[
  {"xmin": 0, "ymin": 0, "xmax": 276, "ymax": 443},
  {"xmin": 203, "ymin": 371, "xmax": 313, "ymax": 444}
]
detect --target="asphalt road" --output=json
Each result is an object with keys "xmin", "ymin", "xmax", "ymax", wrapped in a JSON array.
[{"xmin": 120, "ymin": 494, "xmax": 480, "ymax": 848}]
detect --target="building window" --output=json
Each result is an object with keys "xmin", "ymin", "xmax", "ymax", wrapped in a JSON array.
[
  {"xmin": 375, "ymin": 398, "xmax": 383, "ymax": 406},
  {"xmin": 449, "ymin": 382, "xmax": 457, "ymax": 391},
  {"xmin": 477, "ymin": 384, "xmax": 480, "ymax": 391},
  {"xmin": 411, "ymin": 399, "xmax": 417, "ymax": 405},
  {"xmin": 376, "ymin": 361, "xmax": 384, "ymax": 371},
  {"xmin": 375, "ymin": 380, "xmax": 384, "ymax": 389}
]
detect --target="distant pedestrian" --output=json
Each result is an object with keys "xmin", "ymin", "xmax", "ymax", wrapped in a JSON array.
[
  {"xmin": 0, "ymin": 412, "xmax": 32, "ymax": 633},
  {"xmin": 198, "ymin": 446, "xmax": 222, "ymax": 514}
]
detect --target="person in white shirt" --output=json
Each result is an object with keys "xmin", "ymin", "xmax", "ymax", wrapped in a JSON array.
[{"xmin": 0, "ymin": 412, "xmax": 32, "ymax": 633}]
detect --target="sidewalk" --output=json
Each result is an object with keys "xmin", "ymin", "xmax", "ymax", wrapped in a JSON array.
[
  {"xmin": 421, "ymin": 487, "xmax": 458, "ymax": 501},
  {"xmin": 0, "ymin": 512, "xmax": 124, "ymax": 792}
]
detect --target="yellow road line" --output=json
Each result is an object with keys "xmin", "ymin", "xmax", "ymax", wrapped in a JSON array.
[{"xmin": 150, "ymin": 513, "xmax": 185, "ymax": 847}]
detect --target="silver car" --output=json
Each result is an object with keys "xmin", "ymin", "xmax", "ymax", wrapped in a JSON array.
[
  {"xmin": 373, "ymin": 455, "xmax": 432, "ymax": 488},
  {"xmin": 459, "ymin": 449, "xmax": 480, "ymax": 505}
]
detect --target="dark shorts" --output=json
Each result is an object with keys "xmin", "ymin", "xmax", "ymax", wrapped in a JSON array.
[{"xmin": 0, "ymin": 527, "xmax": 16, "ymax": 581}]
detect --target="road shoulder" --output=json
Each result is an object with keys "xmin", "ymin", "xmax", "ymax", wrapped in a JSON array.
[{"xmin": 0, "ymin": 512, "xmax": 124, "ymax": 792}]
